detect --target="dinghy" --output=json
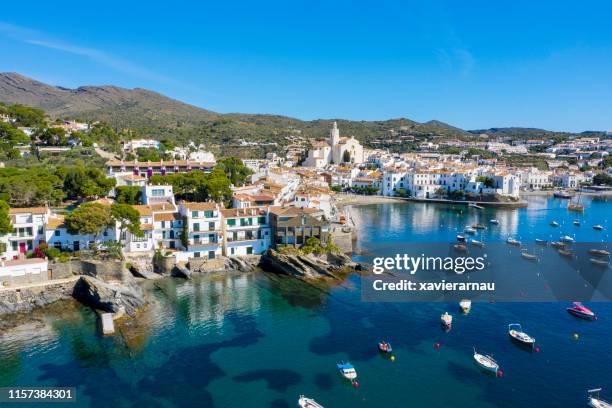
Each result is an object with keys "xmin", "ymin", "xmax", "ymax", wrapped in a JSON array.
[
  {"xmin": 554, "ymin": 191, "xmax": 573, "ymax": 199},
  {"xmin": 560, "ymin": 235, "xmax": 575, "ymax": 243},
  {"xmin": 456, "ymin": 234, "xmax": 466, "ymax": 242},
  {"xmin": 535, "ymin": 239, "xmax": 547, "ymax": 245},
  {"xmin": 453, "ymin": 244, "xmax": 468, "ymax": 252},
  {"xmin": 521, "ymin": 252, "xmax": 538, "ymax": 261},
  {"xmin": 337, "ymin": 361, "xmax": 357, "ymax": 380},
  {"xmin": 489, "ymin": 219, "xmax": 499, "ymax": 225},
  {"xmin": 441, "ymin": 312, "xmax": 453, "ymax": 328},
  {"xmin": 299, "ymin": 395, "xmax": 325, "ymax": 408},
  {"xmin": 378, "ymin": 341, "xmax": 393, "ymax": 354},
  {"xmin": 593, "ymin": 225, "xmax": 604, "ymax": 231},
  {"xmin": 473, "ymin": 348, "xmax": 499, "ymax": 375},
  {"xmin": 550, "ymin": 241, "xmax": 566, "ymax": 248},
  {"xmin": 464, "ymin": 226, "xmax": 477, "ymax": 235},
  {"xmin": 558, "ymin": 249, "xmax": 572, "ymax": 257},
  {"xmin": 507, "ymin": 237, "xmax": 521, "ymax": 246},
  {"xmin": 588, "ymin": 249, "xmax": 610, "ymax": 257},
  {"xmin": 550, "ymin": 221, "xmax": 560, "ymax": 227},
  {"xmin": 472, "ymin": 224, "xmax": 486, "ymax": 230},
  {"xmin": 459, "ymin": 299, "xmax": 471, "ymax": 314},
  {"xmin": 470, "ymin": 239, "xmax": 485, "ymax": 247},
  {"xmin": 590, "ymin": 258, "xmax": 609, "ymax": 267},
  {"xmin": 587, "ymin": 388, "xmax": 612, "ymax": 408},
  {"xmin": 567, "ymin": 302, "xmax": 597, "ymax": 321},
  {"xmin": 508, "ymin": 323, "xmax": 535, "ymax": 348},
  {"xmin": 573, "ymin": 219, "xmax": 581, "ymax": 226}
]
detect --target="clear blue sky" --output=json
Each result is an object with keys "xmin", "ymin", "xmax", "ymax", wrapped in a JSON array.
[{"xmin": 1, "ymin": 1, "xmax": 611, "ymax": 132}]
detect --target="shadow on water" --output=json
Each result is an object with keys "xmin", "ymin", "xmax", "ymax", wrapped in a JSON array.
[
  {"xmin": 270, "ymin": 398, "xmax": 291, "ymax": 408},
  {"xmin": 313, "ymin": 372, "xmax": 335, "ymax": 390},
  {"xmin": 233, "ymin": 369, "xmax": 302, "ymax": 391}
]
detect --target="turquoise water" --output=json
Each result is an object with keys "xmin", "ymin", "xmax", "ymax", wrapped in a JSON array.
[{"xmin": 0, "ymin": 196, "xmax": 611, "ymax": 407}]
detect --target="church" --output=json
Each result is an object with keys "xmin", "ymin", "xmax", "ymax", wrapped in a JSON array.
[{"xmin": 303, "ymin": 122, "xmax": 364, "ymax": 168}]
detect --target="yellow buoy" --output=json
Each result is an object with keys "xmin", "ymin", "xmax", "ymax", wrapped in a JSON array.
[
  {"xmin": 390, "ymin": 355, "xmax": 395, "ymax": 362},
  {"xmin": 573, "ymin": 333, "xmax": 579, "ymax": 340}
]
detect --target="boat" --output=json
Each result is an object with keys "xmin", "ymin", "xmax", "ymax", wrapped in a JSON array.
[
  {"xmin": 588, "ymin": 249, "xmax": 610, "ymax": 257},
  {"xmin": 554, "ymin": 191, "xmax": 573, "ymax": 199},
  {"xmin": 567, "ymin": 302, "xmax": 597, "ymax": 321},
  {"xmin": 459, "ymin": 299, "xmax": 471, "ymax": 313},
  {"xmin": 590, "ymin": 258, "xmax": 609, "ymax": 267},
  {"xmin": 489, "ymin": 219, "xmax": 500, "ymax": 225},
  {"xmin": 508, "ymin": 323, "xmax": 535, "ymax": 348},
  {"xmin": 507, "ymin": 237, "xmax": 521, "ymax": 246},
  {"xmin": 535, "ymin": 239, "xmax": 547, "ymax": 245},
  {"xmin": 336, "ymin": 361, "xmax": 357, "ymax": 380},
  {"xmin": 472, "ymin": 224, "xmax": 486, "ymax": 230},
  {"xmin": 587, "ymin": 388, "xmax": 612, "ymax": 408},
  {"xmin": 521, "ymin": 252, "xmax": 538, "ymax": 261},
  {"xmin": 464, "ymin": 226, "xmax": 477, "ymax": 235},
  {"xmin": 550, "ymin": 241, "xmax": 566, "ymax": 248},
  {"xmin": 441, "ymin": 312, "xmax": 453, "ymax": 328},
  {"xmin": 378, "ymin": 341, "xmax": 393, "ymax": 354},
  {"xmin": 558, "ymin": 249, "xmax": 572, "ymax": 257},
  {"xmin": 560, "ymin": 235, "xmax": 575, "ymax": 243},
  {"xmin": 453, "ymin": 244, "xmax": 468, "ymax": 252},
  {"xmin": 456, "ymin": 234, "xmax": 466, "ymax": 242},
  {"xmin": 550, "ymin": 221, "xmax": 560, "ymax": 227},
  {"xmin": 299, "ymin": 395, "xmax": 325, "ymax": 408},
  {"xmin": 469, "ymin": 203, "xmax": 484, "ymax": 209},
  {"xmin": 573, "ymin": 219, "xmax": 581, "ymax": 226},
  {"xmin": 470, "ymin": 239, "xmax": 485, "ymax": 247},
  {"xmin": 473, "ymin": 348, "xmax": 499, "ymax": 375},
  {"xmin": 593, "ymin": 225, "xmax": 604, "ymax": 231},
  {"xmin": 568, "ymin": 192, "xmax": 584, "ymax": 212}
]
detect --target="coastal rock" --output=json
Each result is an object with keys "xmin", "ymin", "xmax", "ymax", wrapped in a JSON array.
[
  {"xmin": 72, "ymin": 276, "xmax": 145, "ymax": 316},
  {"xmin": 172, "ymin": 264, "xmax": 192, "ymax": 279},
  {"xmin": 261, "ymin": 250, "xmax": 357, "ymax": 279},
  {"xmin": 0, "ymin": 280, "xmax": 76, "ymax": 317}
]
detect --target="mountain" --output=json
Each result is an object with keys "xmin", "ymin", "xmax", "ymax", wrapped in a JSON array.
[
  {"xmin": 468, "ymin": 127, "xmax": 605, "ymax": 139},
  {"xmin": 0, "ymin": 72, "xmax": 218, "ymax": 129}
]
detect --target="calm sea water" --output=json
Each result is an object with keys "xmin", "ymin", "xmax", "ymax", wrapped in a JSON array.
[{"xmin": 0, "ymin": 196, "xmax": 611, "ymax": 408}]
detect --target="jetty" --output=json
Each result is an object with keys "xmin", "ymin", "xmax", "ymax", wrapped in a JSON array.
[{"xmin": 101, "ymin": 313, "xmax": 115, "ymax": 335}]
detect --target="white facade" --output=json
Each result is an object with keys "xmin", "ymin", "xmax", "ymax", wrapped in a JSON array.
[
  {"xmin": 222, "ymin": 208, "xmax": 271, "ymax": 256},
  {"xmin": 304, "ymin": 122, "xmax": 364, "ymax": 168}
]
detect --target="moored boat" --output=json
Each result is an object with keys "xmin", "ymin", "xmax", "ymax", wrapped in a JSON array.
[
  {"xmin": 567, "ymin": 302, "xmax": 597, "ymax": 321},
  {"xmin": 535, "ymin": 239, "xmax": 547, "ymax": 245},
  {"xmin": 590, "ymin": 258, "xmax": 609, "ymax": 267},
  {"xmin": 550, "ymin": 221, "xmax": 560, "ymax": 227},
  {"xmin": 568, "ymin": 203, "xmax": 585, "ymax": 212},
  {"xmin": 593, "ymin": 225, "xmax": 604, "ymax": 231},
  {"xmin": 587, "ymin": 388, "xmax": 612, "ymax": 408},
  {"xmin": 464, "ymin": 226, "xmax": 477, "ymax": 235},
  {"xmin": 558, "ymin": 249, "xmax": 572, "ymax": 257},
  {"xmin": 378, "ymin": 341, "xmax": 393, "ymax": 354},
  {"xmin": 560, "ymin": 235, "xmax": 575, "ymax": 243},
  {"xmin": 489, "ymin": 219, "xmax": 499, "ymax": 225},
  {"xmin": 453, "ymin": 244, "xmax": 468, "ymax": 252},
  {"xmin": 554, "ymin": 191, "xmax": 573, "ymax": 199},
  {"xmin": 588, "ymin": 249, "xmax": 610, "ymax": 257},
  {"xmin": 299, "ymin": 395, "xmax": 325, "ymax": 408},
  {"xmin": 507, "ymin": 237, "xmax": 521, "ymax": 246},
  {"xmin": 573, "ymin": 219, "xmax": 581, "ymax": 226},
  {"xmin": 459, "ymin": 299, "xmax": 471, "ymax": 313},
  {"xmin": 456, "ymin": 234, "xmax": 466, "ymax": 242},
  {"xmin": 550, "ymin": 241, "xmax": 566, "ymax": 248},
  {"xmin": 469, "ymin": 203, "xmax": 484, "ymax": 209},
  {"xmin": 473, "ymin": 348, "xmax": 499, "ymax": 375},
  {"xmin": 521, "ymin": 252, "xmax": 538, "ymax": 261},
  {"xmin": 336, "ymin": 361, "xmax": 357, "ymax": 380},
  {"xmin": 472, "ymin": 224, "xmax": 486, "ymax": 230},
  {"xmin": 470, "ymin": 239, "xmax": 485, "ymax": 247},
  {"xmin": 441, "ymin": 312, "xmax": 453, "ymax": 328},
  {"xmin": 508, "ymin": 323, "xmax": 535, "ymax": 348}
]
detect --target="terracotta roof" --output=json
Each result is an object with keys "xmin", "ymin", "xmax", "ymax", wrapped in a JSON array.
[
  {"xmin": 221, "ymin": 208, "xmax": 267, "ymax": 218},
  {"xmin": 9, "ymin": 207, "xmax": 48, "ymax": 215},
  {"xmin": 45, "ymin": 215, "xmax": 65, "ymax": 229},
  {"xmin": 148, "ymin": 203, "xmax": 177, "ymax": 212},
  {"xmin": 141, "ymin": 223, "xmax": 153, "ymax": 231},
  {"xmin": 107, "ymin": 160, "xmax": 215, "ymax": 167},
  {"xmin": 268, "ymin": 206, "xmax": 320, "ymax": 216},
  {"xmin": 133, "ymin": 205, "xmax": 153, "ymax": 216},
  {"xmin": 181, "ymin": 202, "xmax": 216, "ymax": 211},
  {"xmin": 154, "ymin": 212, "xmax": 180, "ymax": 222}
]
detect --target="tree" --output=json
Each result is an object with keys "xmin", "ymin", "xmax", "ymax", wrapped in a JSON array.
[
  {"xmin": 215, "ymin": 157, "xmax": 253, "ymax": 186},
  {"xmin": 476, "ymin": 176, "xmax": 495, "ymax": 188},
  {"xmin": 65, "ymin": 203, "xmax": 113, "ymax": 241},
  {"xmin": 6, "ymin": 104, "xmax": 45, "ymax": 127},
  {"xmin": 592, "ymin": 173, "xmax": 612, "ymax": 186},
  {"xmin": 342, "ymin": 150, "xmax": 351, "ymax": 163},
  {"xmin": 0, "ymin": 200, "xmax": 12, "ymax": 234},
  {"xmin": 197, "ymin": 169, "xmax": 232, "ymax": 202},
  {"xmin": 63, "ymin": 167, "xmax": 116, "ymax": 199},
  {"xmin": 111, "ymin": 203, "xmax": 142, "ymax": 242},
  {"xmin": 136, "ymin": 147, "xmax": 161, "ymax": 162},
  {"xmin": 34, "ymin": 127, "xmax": 67, "ymax": 146},
  {"xmin": 115, "ymin": 186, "xmax": 142, "ymax": 204}
]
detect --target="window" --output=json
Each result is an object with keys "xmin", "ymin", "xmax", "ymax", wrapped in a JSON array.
[
  {"xmin": 208, "ymin": 251, "xmax": 215, "ymax": 259},
  {"xmin": 258, "ymin": 216, "xmax": 266, "ymax": 224},
  {"xmin": 227, "ymin": 219, "xmax": 236, "ymax": 226},
  {"xmin": 192, "ymin": 211, "xmax": 198, "ymax": 218},
  {"xmin": 11, "ymin": 241, "xmax": 17, "ymax": 251},
  {"xmin": 54, "ymin": 230, "xmax": 61, "ymax": 236},
  {"xmin": 208, "ymin": 222, "xmax": 215, "ymax": 230},
  {"xmin": 246, "ymin": 246, "xmax": 253, "ymax": 255},
  {"xmin": 231, "ymin": 247, "xmax": 235, "ymax": 255},
  {"xmin": 204, "ymin": 210, "xmax": 213, "ymax": 218},
  {"xmin": 152, "ymin": 189, "xmax": 165, "ymax": 197},
  {"xmin": 0, "ymin": 243, "xmax": 5, "ymax": 253},
  {"xmin": 193, "ymin": 223, "xmax": 200, "ymax": 232},
  {"xmin": 194, "ymin": 252, "xmax": 200, "ymax": 258},
  {"xmin": 38, "ymin": 226, "xmax": 44, "ymax": 234}
]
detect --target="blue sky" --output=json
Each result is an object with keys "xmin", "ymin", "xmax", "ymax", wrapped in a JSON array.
[{"xmin": 0, "ymin": 1, "xmax": 611, "ymax": 131}]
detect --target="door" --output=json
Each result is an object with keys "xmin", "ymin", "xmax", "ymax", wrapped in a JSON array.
[
  {"xmin": 73, "ymin": 241, "xmax": 80, "ymax": 251},
  {"xmin": 19, "ymin": 242, "xmax": 26, "ymax": 254}
]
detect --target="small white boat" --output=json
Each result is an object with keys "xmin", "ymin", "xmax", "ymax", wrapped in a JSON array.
[
  {"xmin": 588, "ymin": 388, "xmax": 612, "ymax": 408},
  {"xmin": 535, "ymin": 239, "xmax": 547, "ymax": 245},
  {"xmin": 588, "ymin": 249, "xmax": 610, "ymax": 257},
  {"xmin": 473, "ymin": 348, "xmax": 499, "ymax": 375},
  {"xmin": 560, "ymin": 235, "xmax": 575, "ymax": 243},
  {"xmin": 464, "ymin": 226, "xmax": 477, "ymax": 235},
  {"xmin": 573, "ymin": 219, "xmax": 581, "ymax": 226},
  {"xmin": 550, "ymin": 221, "xmax": 560, "ymax": 227},
  {"xmin": 508, "ymin": 323, "xmax": 535, "ymax": 348},
  {"xmin": 593, "ymin": 225, "xmax": 604, "ymax": 231},
  {"xmin": 299, "ymin": 395, "xmax": 324, "ymax": 408},
  {"xmin": 590, "ymin": 258, "xmax": 609, "ymax": 267},
  {"xmin": 336, "ymin": 361, "xmax": 357, "ymax": 380},
  {"xmin": 456, "ymin": 234, "xmax": 466, "ymax": 242},
  {"xmin": 507, "ymin": 237, "xmax": 521, "ymax": 246},
  {"xmin": 470, "ymin": 239, "xmax": 485, "ymax": 247},
  {"xmin": 441, "ymin": 312, "xmax": 453, "ymax": 328},
  {"xmin": 459, "ymin": 299, "xmax": 471, "ymax": 313},
  {"xmin": 489, "ymin": 219, "xmax": 499, "ymax": 225},
  {"xmin": 453, "ymin": 244, "xmax": 468, "ymax": 252},
  {"xmin": 554, "ymin": 191, "xmax": 573, "ymax": 199},
  {"xmin": 521, "ymin": 252, "xmax": 538, "ymax": 261},
  {"xmin": 469, "ymin": 203, "xmax": 484, "ymax": 209}
]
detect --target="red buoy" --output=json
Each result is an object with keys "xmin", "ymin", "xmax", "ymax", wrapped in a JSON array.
[
  {"xmin": 497, "ymin": 370, "xmax": 504, "ymax": 378},
  {"xmin": 435, "ymin": 343, "xmax": 441, "ymax": 349},
  {"xmin": 535, "ymin": 347, "xmax": 541, "ymax": 353},
  {"xmin": 353, "ymin": 381, "xmax": 359, "ymax": 388}
]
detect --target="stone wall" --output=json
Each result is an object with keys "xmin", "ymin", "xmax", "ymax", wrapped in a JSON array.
[
  {"xmin": 0, "ymin": 280, "xmax": 76, "ymax": 316},
  {"xmin": 330, "ymin": 226, "xmax": 353, "ymax": 253},
  {"xmin": 48, "ymin": 260, "xmax": 82, "ymax": 279},
  {"xmin": 81, "ymin": 260, "xmax": 128, "ymax": 282},
  {"xmin": 188, "ymin": 257, "xmax": 227, "ymax": 273}
]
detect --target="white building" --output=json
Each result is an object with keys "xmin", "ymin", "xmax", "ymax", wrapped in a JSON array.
[
  {"xmin": 304, "ymin": 122, "xmax": 364, "ymax": 168},
  {"xmin": 179, "ymin": 202, "xmax": 223, "ymax": 260},
  {"xmin": 124, "ymin": 139, "xmax": 160, "ymax": 152},
  {"xmin": 221, "ymin": 208, "xmax": 271, "ymax": 256}
]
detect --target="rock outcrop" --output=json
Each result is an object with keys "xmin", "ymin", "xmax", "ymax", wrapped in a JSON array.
[
  {"xmin": 0, "ymin": 280, "xmax": 76, "ymax": 316},
  {"xmin": 72, "ymin": 276, "xmax": 145, "ymax": 316},
  {"xmin": 261, "ymin": 250, "xmax": 359, "ymax": 279}
]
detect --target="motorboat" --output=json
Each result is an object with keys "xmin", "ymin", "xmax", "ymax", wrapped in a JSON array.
[
  {"xmin": 473, "ymin": 348, "xmax": 499, "ymax": 375},
  {"xmin": 590, "ymin": 258, "xmax": 609, "ymax": 267},
  {"xmin": 456, "ymin": 234, "xmax": 466, "ymax": 242},
  {"xmin": 550, "ymin": 241, "xmax": 566, "ymax": 248},
  {"xmin": 593, "ymin": 225, "xmax": 604, "ymax": 231},
  {"xmin": 464, "ymin": 226, "xmax": 477, "ymax": 235},
  {"xmin": 567, "ymin": 302, "xmax": 597, "ymax": 321},
  {"xmin": 508, "ymin": 323, "xmax": 535, "ymax": 348},
  {"xmin": 521, "ymin": 252, "xmax": 538, "ymax": 261},
  {"xmin": 587, "ymin": 388, "xmax": 612, "ymax": 408},
  {"xmin": 441, "ymin": 312, "xmax": 453, "ymax": 328},
  {"xmin": 472, "ymin": 224, "xmax": 486, "ymax": 230},
  {"xmin": 469, "ymin": 203, "xmax": 484, "ymax": 209},
  {"xmin": 507, "ymin": 237, "xmax": 521, "ymax": 246},
  {"xmin": 470, "ymin": 239, "xmax": 485, "ymax": 247},
  {"xmin": 378, "ymin": 341, "xmax": 393, "ymax": 354},
  {"xmin": 554, "ymin": 191, "xmax": 573, "ymax": 199},
  {"xmin": 336, "ymin": 361, "xmax": 357, "ymax": 380},
  {"xmin": 588, "ymin": 249, "xmax": 610, "ymax": 257},
  {"xmin": 558, "ymin": 249, "xmax": 572, "ymax": 257},
  {"xmin": 550, "ymin": 221, "xmax": 560, "ymax": 227},
  {"xmin": 489, "ymin": 219, "xmax": 500, "ymax": 225},
  {"xmin": 453, "ymin": 244, "xmax": 468, "ymax": 252},
  {"xmin": 560, "ymin": 235, "xmax": 575, "ymax": 243},
  {"xmin": 459, "ymin": 299, "xmax": 471, "ymax": 313},
  {"xmin": 573, "ymin": 219, "xmax": 581, "ymax": 226},
  {"xmin": 535, "ymin": 239, "xmax": 547, "ymax": 245},
  {"xmin": 299, "ymin": 395, "xmax": 324, "ymax": 408}
]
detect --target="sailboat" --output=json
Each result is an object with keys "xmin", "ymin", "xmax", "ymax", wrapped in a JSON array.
[
  {"xmin": 299, "ymin": 395, "xmax": 325, "ymax": 408},
  {"xmin": 459, "ymin": 299, "xmax": 471, "ymax": 313},
  {"xmin": 587, "ymin": 388, "xmax": 612, "ymax": 408},
  {"xmin": 473, "ymin": 348, "xmax": 499, "ymax": 375},
  {"xmin": 508, "ymin": 323, "xmax": 535, "ymax": 348},
  {"xmin": 568, "ymin": 191, "xmax": 584, "ymax": 212}
]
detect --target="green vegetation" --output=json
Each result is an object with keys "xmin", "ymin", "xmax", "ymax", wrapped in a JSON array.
[
  {"xmin": 278, "ymin": 237, "xmax": 341, "ymax": 256},
  {"xmin": 352, "ymin": 185, "xmax": 379, "ymax": 195},
  {"xmin": 0, "ymin": 200, "xmax": 12, "ymax": 234},
  {"xmin": 150, "ymin": 168, "xmax": 232, "ymax": 203},
  {"xmin": 65, "ymin": 202, "xmax": 113, "ymax": 240},
  {"xmin": 593, "ymin": 173, "xmax": 612, "ymax": 186},
  {"xmin": 115, "ymin": 186, "xmax": 142, "ymax": 204},
  {"xmin": 0, "ymin": 121, "xmax": 29, "ymax": 160},
  {"xmin": 111, "ymin": 203, "xmax": 142, "ymax": 242},
  {"xmin": 476, "ymin": 176, "xmax": 495, "ymax": 188},
  {"xmin": 0, "ymin": 103, "xmax": 45, "ymax": 127},
  {"xmin": 0, "ymin": 167, "xmax": 65, "ymax": 207},
  {"xmin": 62, "ymin": 167, "xmax": 116, "ymax": 199},
  {"xmin": 215, "ymin": 157, "xmax": 253, "ymax": 186}
]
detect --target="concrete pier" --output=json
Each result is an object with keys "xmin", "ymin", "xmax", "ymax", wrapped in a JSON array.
[{"xmin": 101, "ymin": 313, "xmax": 115, "ymax": 335}]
